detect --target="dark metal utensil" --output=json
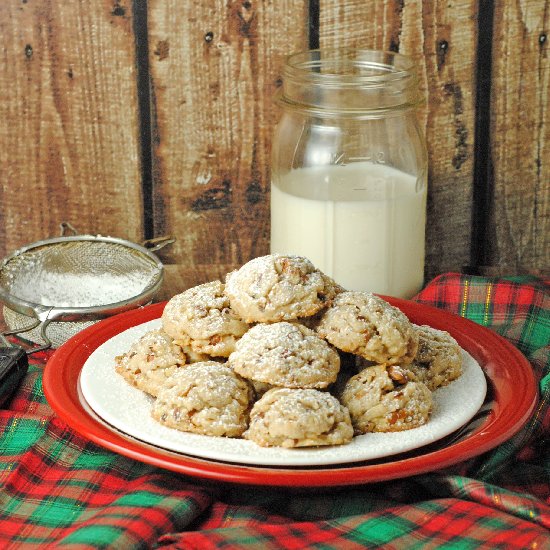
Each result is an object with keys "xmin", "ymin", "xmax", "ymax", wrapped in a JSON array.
[{"xmin": 0, "ymin": 346, "xmax": 28, "ymax": 407}]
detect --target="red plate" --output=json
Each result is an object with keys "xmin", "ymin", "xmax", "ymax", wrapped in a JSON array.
[{"xmin": 43, "ymin": 298, "xmax": 538, "ymax": 487}]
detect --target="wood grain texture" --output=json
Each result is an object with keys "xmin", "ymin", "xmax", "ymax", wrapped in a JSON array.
[
  {"xmin": 0, "ymin": 0, "xmax": 143, "ymax": 255},
  {"xmin": 157, "ymin": 264, "xmax": 240, "ymax": 302},
  {"xmin": 148, "ymin": 0, "xmax": 308, "ymax": 292},
  {"xmin": 485, "ymin": 0, "xmax": 549, "ymax": 269},
  {"xmin": 318, "ymin": 0, "xmax": 478, "ymax": 280}
]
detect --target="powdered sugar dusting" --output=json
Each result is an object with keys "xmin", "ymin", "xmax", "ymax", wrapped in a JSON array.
[
  {"xmin": 9, "ymin": 272, "xmax": 148, "ymax": 307},
  {"xmin": 224, "ymin": 254, "xmax": 338, "ymax": 323},
  {"xmin": 244, "ymin": 388, "xmax": 353, "ymax": 448},
  {"xmin": 161, "ymin": 281, "xmax": 248, "ymax": 356},
  {"xmin": 229, "ymin": 322, "xmax": 340, "ymax": 388},
  {"xmin": 152, "ymin": 362, "xmax": 252, "ymax": 437}
]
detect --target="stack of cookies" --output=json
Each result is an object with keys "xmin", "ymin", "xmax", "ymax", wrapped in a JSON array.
[{"xmin": 115, "ymin": 254, "xmax": 462, "ymax": 449}]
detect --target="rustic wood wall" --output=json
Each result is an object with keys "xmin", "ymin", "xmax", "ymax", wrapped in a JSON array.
[{"xmin": 1, "ymin": 0, "xmax": 548, "ymax": 301}]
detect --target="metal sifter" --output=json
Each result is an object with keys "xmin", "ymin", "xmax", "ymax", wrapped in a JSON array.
[{"xmin": 0, "ymin": 224, "xmax": 170, "ymax": 405}]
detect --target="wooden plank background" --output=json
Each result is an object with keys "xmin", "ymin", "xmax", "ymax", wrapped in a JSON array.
[
  {"xmin": 0, "ymin": 0, "xmax": 548, "ymax": 303},
  {"xmin": 484, "ymin": 0, "xmax": 549, "ymax": 271},
  {"xmin": 0, "ymin": 0, "xmax": 144, "ymax": 248}
]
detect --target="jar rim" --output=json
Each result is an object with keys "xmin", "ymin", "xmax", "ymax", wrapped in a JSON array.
[{"xmin": 283, "ymin": 48, "xmax": 417, "ymax": 87}]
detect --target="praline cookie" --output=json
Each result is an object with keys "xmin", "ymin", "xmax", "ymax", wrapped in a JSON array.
[
  {"xmin": 339, "ymin": 364, "xmax": 432, "ymax": 434},
  {"xmin": 114, "ymin": 329, "xmax": 186, "ymax": 397},
  {"xmin": 224, "ymin": 254, "xmax": 341, "ymax": 323},
  {"xmin": 315, "ymin": 291, "xmax": 418, "ymax": 365},
  {"xmin": 161, "ymin": 280, "xmax": 249, "ymax": 357},
  {"xmin": 228, "ymin": 321, "xmax": 340, "ymax": 389},
  {"xmin": 151, "ymin": 362, "xmax": 253, "ymax": 437},
  {"xmin": 244, "ymin": 388, "xmax": 353, "ymax": 448},
  {"xmin": 406, "ymin": 324, "xmax": 462, "ymax": 390}
]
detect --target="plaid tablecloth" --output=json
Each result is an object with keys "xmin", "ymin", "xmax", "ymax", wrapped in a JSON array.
[{"xmin": 1, "ymin": 274, "xmax": 548, "ymax": 549}]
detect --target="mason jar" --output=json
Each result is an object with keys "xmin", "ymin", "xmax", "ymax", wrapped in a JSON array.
[{"xmin": 270, "ymin": 49, "xmax": 428, "ymax": 298}]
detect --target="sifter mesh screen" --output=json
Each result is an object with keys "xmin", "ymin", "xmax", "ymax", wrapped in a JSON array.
[
  {"xmin": 0, "ymin": 240, "xmax": 161, "ymax": 308},
  {"xmin": 0, "ymin": 237, "xmax": 164, "ymax": 347}
]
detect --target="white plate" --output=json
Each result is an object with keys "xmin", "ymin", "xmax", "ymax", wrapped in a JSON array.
[{"xmin": 79, "ymin": 319, "xmax": 487, "ymax": 467}]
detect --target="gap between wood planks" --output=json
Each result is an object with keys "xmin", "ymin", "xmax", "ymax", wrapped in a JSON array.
[
  {"xmin": 470, "ymin": 0, "xmax": 495, "ymax": 270},
  {"xmin": 132, "ymin": 0, "xmax": 154, "ymax": 241}
]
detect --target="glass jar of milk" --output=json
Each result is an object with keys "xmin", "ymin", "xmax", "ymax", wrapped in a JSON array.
[{"xmin": 270, "ymin": 49, "xmax": 428, "ymax": 298}]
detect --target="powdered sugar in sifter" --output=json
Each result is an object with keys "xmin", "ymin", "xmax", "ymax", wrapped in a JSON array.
[{"xmin": 0, "ymin": 225, "xmax": 171, "ymax": 404}]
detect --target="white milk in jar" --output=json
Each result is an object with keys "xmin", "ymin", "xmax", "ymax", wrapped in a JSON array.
[
  {"xmin": 270, "ymin": 49, "xmax": 428, "ymax": 297},
  {"xmin": 270, "ymin": 162, "xmax": 426, "ymax": 297}
]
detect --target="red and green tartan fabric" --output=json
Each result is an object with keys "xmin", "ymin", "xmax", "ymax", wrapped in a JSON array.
[{"xmin": 0, "ymin": 273, "xmax": 548, "ymax": 549}]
